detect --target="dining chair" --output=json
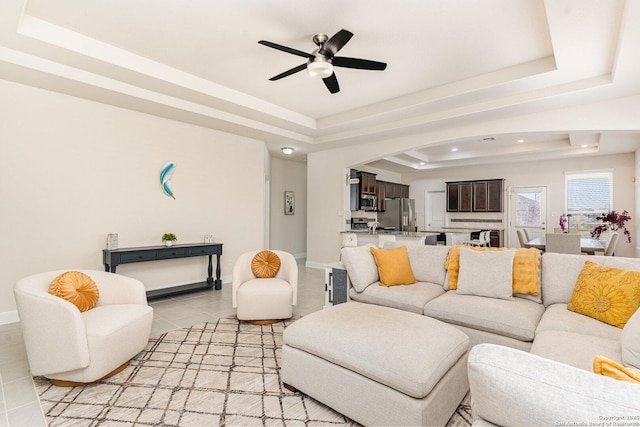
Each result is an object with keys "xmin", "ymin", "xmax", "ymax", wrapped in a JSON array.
[
  {"xmin": 466, "ymin": 230, "xmax": 491, "ymax": 247},
  {"xmin": 522, "ymin": 229, "xmax": 531, "ymax": 241},
  {"xmin": 604, "ymin": 231, "xmax": 619, "ymax": 256},
  {"xmin": 516, "ymin": 229, "xmax": 527, "ymax": 248},
  {"xmin": 545, "ymin": 233, "xmax": 581, "ymax": 254}
]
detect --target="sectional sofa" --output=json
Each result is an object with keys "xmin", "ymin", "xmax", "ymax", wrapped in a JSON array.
[{"xmin": 339, "ymin": 243, "xmax": 640, "ymax": 425}]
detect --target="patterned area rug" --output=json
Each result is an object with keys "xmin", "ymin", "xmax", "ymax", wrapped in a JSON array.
[{"xmin": 35, "ymin": 318, "xmax": 473, "ymax": 426}]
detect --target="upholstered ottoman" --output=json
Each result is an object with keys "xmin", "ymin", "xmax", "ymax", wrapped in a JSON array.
[{"xmin": 281, "ymin": 302, "xmax": 470, "ymax": 426}]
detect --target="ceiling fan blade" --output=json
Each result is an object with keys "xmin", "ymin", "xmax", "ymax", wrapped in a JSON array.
[
  {"xmin": 322, "ymin": 73, "xmax": 340, "ymax": 94},
  {"xmin": 319, "ymin": 29, "xmax": 353, "ymax": 57},
  {"xmin": 258, "ymin": 40, "xmax": 313, "ymax": 59},
  {"xmin": 332, "ymin": 56, "xmax": 387, "ymax": 70},
  {"xmin": 269, "ymin": 63, "xmax": 307, "ymax": 81}
]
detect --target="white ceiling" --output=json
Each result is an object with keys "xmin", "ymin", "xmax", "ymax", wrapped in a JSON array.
[{"xmin": 1, "ymin": 0, "xmax": 639, "ymax": 172}]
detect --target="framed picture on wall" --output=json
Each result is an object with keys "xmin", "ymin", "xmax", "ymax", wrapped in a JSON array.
[{"xmin": 285, "ymin": 191, "xmax": 295, "ymax": 215}]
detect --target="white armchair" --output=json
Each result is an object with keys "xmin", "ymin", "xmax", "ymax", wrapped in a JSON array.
[
  {"xmin": 232, "ymin": 250, "xmax": 298, "ymax": 324},
  {"xmin": 14, "ymin": 269, "xmax": 153, "ymax": 386}
]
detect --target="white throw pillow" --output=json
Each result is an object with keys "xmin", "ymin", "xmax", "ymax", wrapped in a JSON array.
[
  {"xmin": 456, "ymin": 248, "xmax": 515, "ymax": 300},
  {"xmin": 341, "ymin": 244, "xmax": 379, "ymax": 293},
  {"xmin": 622, "ymin": 308, "xmax": 640, "ymax": 369}
]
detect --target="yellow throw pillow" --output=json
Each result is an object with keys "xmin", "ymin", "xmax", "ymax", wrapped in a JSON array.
[
  {"xmin": 49, "ymin": 271, "xmax": 99, "ymax": 312},
  {"xmin": 251, "ymin": 250, "xmax": 281, "ymax": 278},
  {"xmin": 593, "ymin": 355, "xmax": 640, "ymax": 384},
  {"xmin": 444, "ymin": 245, "xmax": 540, "ymax": 295},
  {"xmin": 567, "ymin": 261, "xmax": 640, "ymax": 328},
  {"xmin": 370, "ymin": 246, "xmax": 417, "ymax": 287}
]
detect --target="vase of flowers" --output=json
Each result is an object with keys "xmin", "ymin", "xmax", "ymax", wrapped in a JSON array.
[
  {"xmin": 591, "ymin": 210, "xmax": 631, "ymax": 243},
  {"xmin": 559, "ymin": 214, "xmax": 569, "ymax": 232}
]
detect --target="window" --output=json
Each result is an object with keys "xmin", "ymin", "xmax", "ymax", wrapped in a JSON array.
[{"xmin": 565, "ymin": 170, "xmax": 612, "ymax": 231}]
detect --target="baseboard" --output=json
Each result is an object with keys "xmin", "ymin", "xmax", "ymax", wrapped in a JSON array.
[
  {"xmin": 305, "ymin": 260, "xmax": 328, "ymax": 270},
  {"xmin": 293, "ymin": 252, "xmax": 307, "ymax": 260},
  {"xmin": 0, "ymin": 310, "xmax": 19, "ymax": 325}
]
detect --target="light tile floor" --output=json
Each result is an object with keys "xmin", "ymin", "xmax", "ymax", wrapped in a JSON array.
[{"xmin": 0, "ymin": 259, "xmax": 326, "ymax": 426}]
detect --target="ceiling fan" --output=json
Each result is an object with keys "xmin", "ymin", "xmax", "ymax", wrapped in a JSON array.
[{"xmin": 258, "ymin": 29, "xmax": 387, "ymax": 94}]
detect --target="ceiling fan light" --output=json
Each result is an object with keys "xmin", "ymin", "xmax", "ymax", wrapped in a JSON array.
[{"xmin": 307, "ymin": 60, "xmax": 333, "ymax": 78}]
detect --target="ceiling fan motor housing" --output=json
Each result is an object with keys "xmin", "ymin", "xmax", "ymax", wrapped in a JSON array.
[{"xmin": 312, "ymin": 33, "xmax": 329, "ymax": 46}]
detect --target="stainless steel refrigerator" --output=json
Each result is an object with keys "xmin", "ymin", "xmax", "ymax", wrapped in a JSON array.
[{"xmin": 378, "ymin": 198, "xmax": 416, "ymax": 232}]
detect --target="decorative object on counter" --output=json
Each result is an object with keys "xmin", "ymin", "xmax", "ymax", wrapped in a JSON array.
[
  {"xmin": 591, "ymin": 210, "xmax": 631, "ymax": 243},
  {"xmin": 203, "ymin": 234, "xmax": 215, "ymax": 243},
  {"xmin": 284, "ymin": 191, "xmax": 295, "ymax": 215},
  {"xmin": 160, "ymin": 161, "xmax": 176, "ymax": 199},
  {"xmin": 559, "ymin": 213, "xmax": 569, "ymax": 232},
  {"xmin": 161, "ymin": 233, "xmax": 177, "ymax": 247},
  {"xmin": 106, "ymin": 233, "xmax": 118, "ymax": 250}
]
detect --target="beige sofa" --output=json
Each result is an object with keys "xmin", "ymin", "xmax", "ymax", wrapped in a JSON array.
[{"xmin": 340, "ymin": 244, "xmax": 640, "ymax": 425}]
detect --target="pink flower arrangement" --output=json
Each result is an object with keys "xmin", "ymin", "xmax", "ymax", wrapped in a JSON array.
[
  {"xmin": 591, "ymin": 210, "xmax": 632, "ymax": 243},
  {"xmin": 559, "ymin": 214, "xmax": 568, "ymax": 232}
]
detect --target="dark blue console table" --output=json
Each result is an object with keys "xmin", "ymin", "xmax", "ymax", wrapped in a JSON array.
[{"xmin": 103, "ymin": 243, "xmax": 223, "ymax": 299}]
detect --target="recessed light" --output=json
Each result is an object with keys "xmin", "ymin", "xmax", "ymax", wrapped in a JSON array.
[
  {"xmin": 451, "ymin": 148, "xmax": 458, "ymax": 152},
  {"xmin": 419, "ymin": 162, "xmax": 426, "ymax": 166},
  {"xmin": 517, "ymin": 139, "xmax": 524, "ymax": 143}
]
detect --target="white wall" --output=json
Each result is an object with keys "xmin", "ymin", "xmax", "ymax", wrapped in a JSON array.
[
  {"xmin": 636, "ymin": 148, "xmax": 640, "ymax": 256},
  {"xmin": 405, "ymin": 153, "xmax": 636, "ymax": 258},
  {"xmin": 0, "ymin": 80, "xmax": 266, "ymax": 319},
  {"xmin": 270, "ymin": 157, "xmax": 307, "ymax": 257}
]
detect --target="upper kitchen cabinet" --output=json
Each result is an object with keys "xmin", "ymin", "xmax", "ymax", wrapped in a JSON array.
[
  {"xmin": 385, "ymin": 182, "xmax": 410, "ymax": 199},
  {"xmin": 447, "ymin": 179, "xmax": 502, "ymax": 212},
  {"xmin": 473, "ymin": 179, "xmax": 504, "ymax": 212},
  {"xmin": 446, "ymin": 182, "xmax": 472, "ymax": 212},
  {"xmin": 376, "ymin": 181, "xmax": 386, "ymax": 211},
  {"xmin": 358, "ymin": 172, "xmax": 377, "ymax": 195}
]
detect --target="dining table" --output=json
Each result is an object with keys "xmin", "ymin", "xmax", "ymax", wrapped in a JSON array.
[{"xmin": 524, "ymin": 236, "xmax": 605, "ymax": 255}]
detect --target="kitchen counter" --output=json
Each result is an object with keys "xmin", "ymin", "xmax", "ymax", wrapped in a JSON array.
[
  {"xmin": 342, "ymin": 230, "xmax": 440, "ymax": 237},
  {"xmin": 420, "ymin": 227, "xmax": 481, "ymax": 234}
]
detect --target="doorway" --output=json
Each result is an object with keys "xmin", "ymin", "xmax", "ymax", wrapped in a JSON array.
[
  {"xmin": 425, "ymin": 191, "xmax": 446, "ymax": 230},
  {"xmin": 509, "ymin": 186, "xmax": 548, "ymax": 247}
]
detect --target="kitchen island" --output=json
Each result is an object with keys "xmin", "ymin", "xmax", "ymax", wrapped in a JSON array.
[
  {"xmin": 341, "ymin": 230, "xmax": 440, "ymax": 247},
  {"xmin": 419, "ymin": 228, "xmax": 481, "ymax": 246}
]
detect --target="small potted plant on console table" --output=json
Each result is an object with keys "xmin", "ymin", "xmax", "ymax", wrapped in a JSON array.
[{"xmin": 162, "ymin": 233, "xmax": 177, "ymax": 247}]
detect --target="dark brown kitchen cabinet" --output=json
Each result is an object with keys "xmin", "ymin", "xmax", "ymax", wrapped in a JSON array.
[
  {"xmin": 489, "ymin": 230, "xmax": 504, "ymax": 248},
  {"xmin": 447, "ymin": 179, "xmax": 503, "ymax": 212},
  {"xmin": 473, "ymin": 181, "xmax": 488, "ymax": 211},
  {"xmin": 447, "ymin": 182, "xmax": 472, "ymax": 212},
  {"xmin": 473, "ymin": 180, "xmax": 503, "ymax": 212},
  {"xmin": 487, "ymin": 180, "xmax": 503, "ymax": 212},
  {"xmin": 459, "ymin": 182, "xmax": 472, "ymax": 211},
  {"xmin": 400, "ymin": 184, "xmax": 410, "ymax": 198},
  {"xmin": 385, "ymin": 182, "xmax": 410, "ymax": 199},
  {"xmin": 358, "ymin": 172, "xmax": 377, "ymax": 195},
  {"xmin": 376, "ymin": 181, "xmax": 386, "ymax": 211},
  {"xmin": 446, "ymin": 183, "xmax": 459, "ymax": 211}
]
